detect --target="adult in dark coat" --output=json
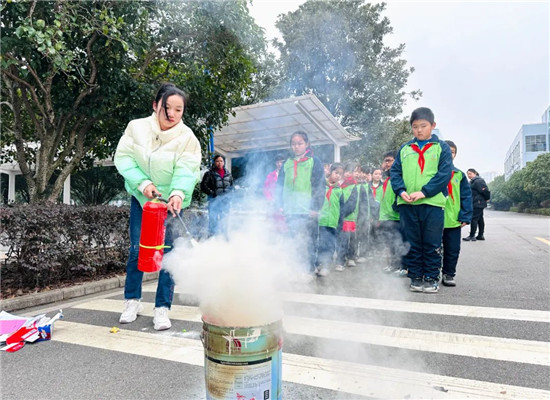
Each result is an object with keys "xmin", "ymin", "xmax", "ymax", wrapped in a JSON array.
[
  {"xmin": 200, "ymin": 154, "xmax": 234, "ymax": 237},
  {"xmin": 463, "ymin": 168, "xmax": 490, "ymax": 241}
]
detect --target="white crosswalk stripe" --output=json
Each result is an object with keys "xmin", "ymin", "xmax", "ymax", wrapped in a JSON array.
[{"xmin": 59, "ymin": 293, "xmax": 550, "ymax": 399}]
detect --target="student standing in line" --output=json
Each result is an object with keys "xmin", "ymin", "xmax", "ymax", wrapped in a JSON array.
[
  {"xmin": 354, "ymin": 165, "xmax": 378, "ymax": 263},
  {"xmin": 378, "ymin": 151, "xmax": 406, "ymax": 275},
  {"xmin": 335, "ymin": 162, "xmax": 360, "ymax": 271},
  {"xmin": 442, "ymin": 141, "xmax": 473, "ymax": 286},
  {"xmin": 316, "ymin": 163, "xmax": 344, "ymax": 276},
  {"xmin": 276, "ymin": 131, "xmax": 325, "ymax": 274},
  {"xmin": 114, "ymin": 83, "xmax": 201, "ymax": 330},
  {"xmin": 370, "ymin": 168, "xmax": 384, "ymax": 203},
  {"xmin": 390, "ymin": 107, "xmax": 452, "ymax": 293}
]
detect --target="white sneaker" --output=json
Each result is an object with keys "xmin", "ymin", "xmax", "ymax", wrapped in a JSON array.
[
  {"xmin": 318, "ymin": 268, "xmax": 329, "ymax": 277},
  {"xmin": 119, "ymin": 299, "xmax": 143, "ymax": 324},
  {"xmin": 335, "ymin": 265, "xmax": 345, "ymax": 272},
  {"xmin": 356, "ymin": 257, "xmax": 367, "ymax": 263},
  {"xmin": 347, "ymin": 259, "xmax": 357, "ymax": 267},
  {"xmin": 153, "ymin": 307, "xmax": 172, "ymax": 331}
]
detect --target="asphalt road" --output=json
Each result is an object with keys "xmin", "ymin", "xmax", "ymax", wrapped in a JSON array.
[{"xmin": 2, "ymin": 210, "xmax": 549, "ymax": 399}]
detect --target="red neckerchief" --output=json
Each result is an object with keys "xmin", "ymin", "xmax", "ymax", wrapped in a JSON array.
[
  {"xmin": 326, "ymin": 183, "xmax": 338, "ymax": 201},
  {"xmin": 447, "ymin": 170, "xmax": 455, "ymax": 203},
  {"xmin": 370, "ymin": 182, "xmax": 380, "ymax": 197},
  {"xmin": 410, "ymin": 142, "xmax": 434, "ymax": 173},
  {"xmin": 216, "ymin": 168, "xmax": 225, "ymax": 179},
  {"xmin": 382, "ymin": 177, "xmax": 390, "ymax": 198},
  {"xmin": 293, "ymin": 149, "xmax": 311, "ymax": 184},
  {"xmin": 340, "ymin": 176, "xmax": 356, "ymax": 189}
]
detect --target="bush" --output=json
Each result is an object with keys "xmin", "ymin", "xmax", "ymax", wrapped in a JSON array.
[
  {"xmin": 523, "ymin": 208, "xmax": 550, "ymax": 217},
  {"xmin": 0, "ymin": 204, "xmax": 130, "ymax": 294}
]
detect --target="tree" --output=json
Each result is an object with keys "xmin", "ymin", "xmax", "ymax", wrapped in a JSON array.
[
  {"xmin": 1, "ymin": 0, "xmax": 271, "ymax": 203},
  {"xmin": 488, "ymin": 175, "xmax": 512, "ymax": 211},
  {"xmin": 522, "ymin": 153, "xmax": 550, "ymax": 207},
  {"xmin": 70, "ymin": 166, "xmax": 125, "ymax": 205},
  {"xmin": 346, "ymin": 118, "xmax": 412, "ymax": 167},
  {"xmin": 274, "ymin": 0, "xmax": 420, "ymax": 145}
]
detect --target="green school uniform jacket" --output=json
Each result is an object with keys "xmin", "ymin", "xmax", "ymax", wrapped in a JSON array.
[
  {"xmin": 379, "ymin": 177, "xmax": 399, "ymax": 221},
  {"xmin": 444, "ymin": 168, "xmax": 473, "ymax": 228},
  {"xmin": 390, "ymin": 134, "xmax": 453, "ymax": 208},
  {"xmin": 319, "ymin": 184, "xmax": 342, "ymax": 229},
  {"xmin": 277, "ymin": 155, "xmax": 325, "ymax": 215}
]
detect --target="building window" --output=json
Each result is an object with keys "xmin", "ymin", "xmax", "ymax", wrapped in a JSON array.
[{"xmin": 525, "ymin": 135, "xmax": 546, "ymax": 152}]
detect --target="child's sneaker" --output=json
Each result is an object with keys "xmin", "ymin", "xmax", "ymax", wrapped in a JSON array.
[
  {"xmin": 422, "ymin": 278, "xmax": 439, "ymax": 293},
  {"xmin": 442, "ymin": 274, "xmax": 456, "ymax": 286},
  {"xmin": 394, "ymin": 268, "xmax": 408, "ymax": 277},
  {"xmin": 317, "ymin": 267, "xmax": 329, "ymax": 277},
  {"xmin": 335, "ymin": 264, "xmax": 345, "ymax": 272},
  {"xmin": 346, "ymin": 259, "xmax": 357, "ymax": 267},
  {"xmin": 409, "ymin": 278, "xmax": 423, "ymax": 292}
]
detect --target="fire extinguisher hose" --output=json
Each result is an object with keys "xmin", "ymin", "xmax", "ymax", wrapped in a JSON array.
[{"xmin": 152, "ymin": 192, "xmax": 197, "ymax": 247}]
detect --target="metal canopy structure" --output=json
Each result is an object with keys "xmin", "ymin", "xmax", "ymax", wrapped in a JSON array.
[{"xmin": 213, "ymin": 94, "xmax": 359, "ymax": 167}]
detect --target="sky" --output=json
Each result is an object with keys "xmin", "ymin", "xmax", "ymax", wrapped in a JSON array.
[{"xmin": 248, "ymin": 1, "xmax": 549, "ymax": 175}]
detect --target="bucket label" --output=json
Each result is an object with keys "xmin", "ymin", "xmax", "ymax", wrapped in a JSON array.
[{"xmin": 206, "ymin": 355, "xmax": 272, "ymax": 400}]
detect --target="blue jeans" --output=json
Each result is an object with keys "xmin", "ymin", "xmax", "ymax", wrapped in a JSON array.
[
  {"xmin": 399, "ymin": 204, "xmax": 444, "ymax": 281},
  {"xmin": 124, "ymin": 196, "xmax": 178, "ymax": 308}
]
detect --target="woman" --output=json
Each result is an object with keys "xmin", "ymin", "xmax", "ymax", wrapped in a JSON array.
[
  {"xmin": 200, "ymin": 154, "xmax": 234, "ymax": 237},
  {"xmin": 114, "ymin": 83, "xmax": 201, "ymax": 330},
  {"xmin": 463, "ymin": 168, "xmax": 490, "ymax": 241}
]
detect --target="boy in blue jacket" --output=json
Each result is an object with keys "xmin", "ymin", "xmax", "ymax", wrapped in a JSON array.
[
  {"xmin": 390, "ymin": 107, "xmax": 452, "ymax": 293},
  {"xmin": 441, "ymin": 140, "xmax": 473, "ymax": 286}
]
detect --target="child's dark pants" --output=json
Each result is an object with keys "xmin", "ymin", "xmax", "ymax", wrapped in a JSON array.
[
  {"xmin": 442, "ymin": 226, "xmax": 461, "ymax": 277},
  {"xmin": 317, "ymin": 226, "xmax": 337, "ymax": 266},
  {"xmin": 399, "ymin": 204, "xmax": 444, "ymax": 281}
]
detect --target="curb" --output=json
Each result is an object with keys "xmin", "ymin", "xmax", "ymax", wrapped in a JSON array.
[{"xmin": 1, "ymin": 272, "xmax": 159, "ymax": 312}]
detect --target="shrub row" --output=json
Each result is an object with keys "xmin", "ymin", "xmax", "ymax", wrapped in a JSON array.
[
  {"xmin": 0, "ymin": 204, "xmax": 130, "ymax": 292},
  {"xmin": 508, "ymin": 207, "xmax": 550, "ymax": 216}
]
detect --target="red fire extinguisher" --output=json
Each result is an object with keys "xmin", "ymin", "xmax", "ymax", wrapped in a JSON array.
[{"xmin": 137, "ymin": 199, "xmax": 168, "ymax": 273}]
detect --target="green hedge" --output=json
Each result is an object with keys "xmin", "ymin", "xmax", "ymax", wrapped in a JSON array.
[
  {"xmin": 1, "ymin": 204, "xmax": 130, "ymax": 293},
  {"xmin": 507, "ymin": 206, "xmax": 550, "ymax": 216}
]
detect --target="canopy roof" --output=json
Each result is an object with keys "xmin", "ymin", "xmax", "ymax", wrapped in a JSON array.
[{"xmin": 213, "ymin": 94, "xmax": 359, "ymax": 156}]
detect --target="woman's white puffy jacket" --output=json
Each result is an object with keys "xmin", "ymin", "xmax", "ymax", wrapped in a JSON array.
[{"xmin": 114, "ymin": 113, "xmax": 201, "ymax": 208}]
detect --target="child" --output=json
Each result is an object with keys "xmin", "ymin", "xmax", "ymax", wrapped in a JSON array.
[
  {"xmin": 390, "ymin": 107, "xmax": 452, "ymax": 293},
  {"xmin": 276, "ymin": 131, "xmax": 325, "ymax": 273},
  {"xmin": 354, "ymin": 165, "xmax": 378, "ymax": 262},
  {"xmin": 335, "ymin": 162, "xmax": 360, "ymax": 271},
  {"xmin": 316, "ymin": 163, "xmax": 344, "ymax": 276},
  {"xmin": 370, "ymin": 168, "xmax": 384, "ymax": 203},
  {"xmin": 378, "ymin": 151, "xmax": 405, "ymax": 275},
  {"xmin": 442, "ymin": 141, "xmax": 472, "ymax": 286}
]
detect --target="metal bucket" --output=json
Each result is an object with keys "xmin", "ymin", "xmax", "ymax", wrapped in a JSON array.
[{"xmin": 201, "ymin": 318, "xmax": 283, "ymax": 400}]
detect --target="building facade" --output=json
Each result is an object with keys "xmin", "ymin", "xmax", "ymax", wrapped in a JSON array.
[{"xmin": 504, "ymin": 106, "xmax": 549, "ymax": 180}]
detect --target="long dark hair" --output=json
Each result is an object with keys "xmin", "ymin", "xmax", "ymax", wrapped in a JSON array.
[{"xmin": 154, "ymin": 83, "xmax": 189, "ymax": 119}]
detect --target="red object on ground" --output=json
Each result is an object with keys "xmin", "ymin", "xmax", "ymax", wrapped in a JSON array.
[{"xmin": 138, "ymin": 200, "xmax": 168, "ymax": 273}]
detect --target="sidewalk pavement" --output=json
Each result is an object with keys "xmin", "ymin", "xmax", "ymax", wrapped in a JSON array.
[{"xmin": 1, "ymin": 272, "xmax": 159, "ymax": 312}]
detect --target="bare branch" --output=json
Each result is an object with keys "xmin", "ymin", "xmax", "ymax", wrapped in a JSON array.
[
  {"xmin": 1, "ymin": 67, "xmax": 48, "ymax": 120},
  {"xmin": 27, "ymin": 1, "xmax": 37, "ymax": 19},
  {"xmin": 20, "ymin": 87, "xmax": 44, "ymax": 139}
]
